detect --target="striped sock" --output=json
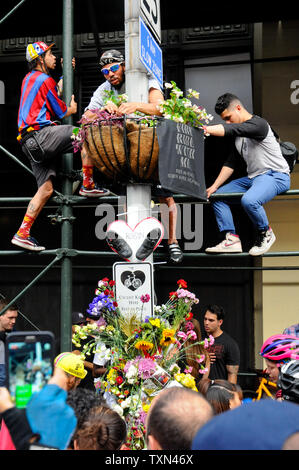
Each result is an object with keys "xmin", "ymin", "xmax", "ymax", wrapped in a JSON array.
[
  {"xmin": 82, "ymin": 165, "xmax": 95, "ymax": 189},
  {"xmin": 17, "ymin": 213, "xmax": 35, "ymax": 238}
]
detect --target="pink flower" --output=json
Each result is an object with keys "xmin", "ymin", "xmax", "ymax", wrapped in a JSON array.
[
  {"xmin": 208, "ymin": 335, "xmax": 215, "ymax": 346},
  {"xmin": 177, "ymin": 331, "xmax": 188, "ymax": 341},
  {"xmin": 140, "ymin": 294, "xmax": 150, "ymax": 303},
  {"xmin": 199, "ymin": 367, "xmax": 209, "ymax": 375},
  {"xmin": 184, "ymin": 366, "xmax": 193, "ymax": 374},
  {"xmin": 184, "ymin": 321, "xmax": 194, "ymax": 331},
  {"xmin": 187, "ymin": 330, "xmax": 197, "ymax": 341},
  {"xmin": 196, "ymin": 354, "xmax": 205, "ymax": 364}
]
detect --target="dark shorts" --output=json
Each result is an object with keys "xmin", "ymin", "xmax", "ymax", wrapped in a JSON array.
[
  {"xmin": 22, "ymin": 124, "xmax": 75, "ymax": 188},
  {"xmin": 152, "ymin": 184, "xmax": 173, "ymax": 199}
]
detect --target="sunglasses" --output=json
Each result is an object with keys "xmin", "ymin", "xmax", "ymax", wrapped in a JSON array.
[{"xmin": 101, "ymin": 63, "xmax": 121, "ymax": 75}]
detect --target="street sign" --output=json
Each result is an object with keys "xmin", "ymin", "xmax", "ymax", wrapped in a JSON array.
[
  {"xmin": 139, "ymin": 0, "xmax": 161, "ymax": 43},
  {"xmin": 113, "ymin": 262, "xmax": 154, "ymax": 320},
  {"xmin": 139, "ymin": 15, "xmax": 163, "ymax": 89}
]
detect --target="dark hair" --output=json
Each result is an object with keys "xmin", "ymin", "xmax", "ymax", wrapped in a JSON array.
[
  {"xmin": 205, "ymin": 304, "xmax": 225, "ymax": 321},
  {"xmin": 0, "ymin": 298, "xmax": 19, "ymax": 313},
  {"xmin": 215, "ymin": 93, "xmax": 242, "ymax": 115},
  {"xmin": 146, "ymin": 387, "xmax": 213, "ymax": 450},
  {"xmin": 75, "ymin": 405, "xmax": 127, "ymax": 450},
  {"xmin": 199, "ymin": 379, "xmax": 236, "ymax": 414},
  {"xmin": 66, "ymin": 388, "xmax": 105, "ymax": 431}
]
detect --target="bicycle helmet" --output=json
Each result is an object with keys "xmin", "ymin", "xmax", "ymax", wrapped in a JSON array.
[
  {"xmin": 277, "ymin": 360, "xmax": 299, "ymax": 403},
  {"xmin": 99, "ymin": 49, "xmax": 124, "ymax": 67},
  {"xmin": 260, "ymin": 334, "xmax": 299, "ymax": 362},
  {"xmin": 54, "ymin": 352, "xmax": 87, "ymax": 379}
]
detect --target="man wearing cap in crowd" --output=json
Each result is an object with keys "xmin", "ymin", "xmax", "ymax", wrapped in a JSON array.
[
  {"xmin": 11, "ymin": 42, "xmax": 109, "ymax": 252},
  {"xmin": 54, "ymin": 352, "xmax": 87, "ymax": 391},
  {"xmin": 82, "ymin": 49, "xmax": 183, "ymax": 264}
]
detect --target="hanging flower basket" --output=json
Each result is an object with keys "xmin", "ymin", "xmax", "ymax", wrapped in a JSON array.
[{"xmin": 71, "ymin": 83, "xmax": 213, "ymax": 183}]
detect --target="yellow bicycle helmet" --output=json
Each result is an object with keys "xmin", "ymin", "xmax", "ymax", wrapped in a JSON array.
[{"xmin": 54, "ymin": 352, "xmax": 87, "ymax": 379}]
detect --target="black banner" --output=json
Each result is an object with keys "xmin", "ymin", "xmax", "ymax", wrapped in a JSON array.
[{"xmin": 156, "ymin": 119, "xmax": 207, "ymax": 201}]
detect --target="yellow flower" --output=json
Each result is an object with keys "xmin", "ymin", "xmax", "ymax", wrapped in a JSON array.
[
  {"xmin": 160, "ymin": 328, "xmax": 175, "ymax": 347},
  {"xmin": 107, "ymin": 368, "xmax": 117, "ymax": 384},
  {"xmin": 135, "ymin": 340, "xmax": 154, "ymax": 353},
  {"xmin": 149, "ymin": 318, "xmax": 161, "ymax": 328},
  {"xmin": 174, "ymin": 373, "xmax": 198, "ymax": 391},
  {"xmin": 142, "ymin": 403, "xmax": 150, "ymax": 413}
]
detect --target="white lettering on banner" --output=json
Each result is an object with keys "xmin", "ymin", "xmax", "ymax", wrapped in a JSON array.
[
  {"xmin": 176, "ymin": 123, "xmax": 196, "ymax": 167},
  {"xmin": 290, "ymin": 80, "xmax": 299, "ymax": 105},
  {"xmin": 0, "ymin": 81, "xmax": 4, "ymax": 104}
]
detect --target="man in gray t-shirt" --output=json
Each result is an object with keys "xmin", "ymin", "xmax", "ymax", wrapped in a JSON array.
[
  {"xmin": 203, "ymin": 93, "xmax": 290, "ymax": 256},
  {"xmin": 82, "ymin": 49, "xmax": 184, "ymax": 264}
]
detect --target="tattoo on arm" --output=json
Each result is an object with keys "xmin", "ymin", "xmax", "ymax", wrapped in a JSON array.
[{"xmin": 226, "ymin": 364, "xmax": 239, "ymax": 383}]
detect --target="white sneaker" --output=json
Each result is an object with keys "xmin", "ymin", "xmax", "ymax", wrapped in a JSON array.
[
  {"xmin": 205, "ymin": 233, "xmax": 243, "ymax": 253},
  {"xmin": 249, "ymin": 227, "xmax": 276, "ymax": 256}
]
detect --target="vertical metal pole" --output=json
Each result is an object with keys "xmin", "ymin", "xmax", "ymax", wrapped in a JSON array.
[
  {"xmin": 124, "ymin": 0, "xmax": 152, "ymax": 255},
  {"xmin": 60, "ymin": 0, "xmax": 74, "ymax": 352}
]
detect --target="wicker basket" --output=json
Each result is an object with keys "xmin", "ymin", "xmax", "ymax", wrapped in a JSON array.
[
  {"xmin": 127, "ymin": 127, "xmax": 159, "ymax": 180},
  {"xmin": 84, "ymin": 119, "xmax": 159, "ymax": 182},
  {"xmin": 85, "ymin": 124, "xmax": 127, "ymax": 178}
]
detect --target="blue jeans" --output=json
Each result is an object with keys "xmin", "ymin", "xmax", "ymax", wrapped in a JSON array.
[{"xmin": 211, "ymin": 170, "xmax": 290, "ymax": 232}]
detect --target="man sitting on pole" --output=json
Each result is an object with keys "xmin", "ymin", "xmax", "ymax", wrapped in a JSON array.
[
  {"xmin": 203, "ymin": 93, "xmax": 290, "ymax": 256},
  {"xmin": 82, "ymin": 49, "xmax": 183, "ymax": 264},
  {"xmin": 11, "ymin": 42, "xmax": 109, "ymax": 252}
]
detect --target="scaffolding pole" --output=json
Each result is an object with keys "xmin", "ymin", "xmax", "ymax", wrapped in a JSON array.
[{"xmin": 60, "ymin": 0, "xmax": 74, "ymax": 352}]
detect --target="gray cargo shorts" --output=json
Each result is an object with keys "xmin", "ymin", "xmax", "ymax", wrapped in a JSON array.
[{"xmin": 22, "ymin": 124, "xmax": 75, "ymax": 188}]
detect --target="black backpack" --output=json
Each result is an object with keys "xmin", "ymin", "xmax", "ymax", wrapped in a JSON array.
[
  {"xmin": 271, "ymin": 127, "xmax": 298, "ymax": 173},
  {"xmin": 279, "ymin": 141, "xmax": 298, "ymax": 173}
]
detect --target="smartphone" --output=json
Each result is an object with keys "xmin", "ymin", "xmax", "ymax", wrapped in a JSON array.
[{"xmin": 5, "ymin": 331, "xmax": 55, "ymax": 408}]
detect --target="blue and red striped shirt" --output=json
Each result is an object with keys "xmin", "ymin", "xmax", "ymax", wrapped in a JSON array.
[{"xmin": 18, "ymin": 71, "xmax": 67, "ymax": 135}]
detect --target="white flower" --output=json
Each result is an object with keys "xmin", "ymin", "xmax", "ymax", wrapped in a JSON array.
[{"xmin": 164, "ymin": 82, "xmax": 173, "ymax": 89}]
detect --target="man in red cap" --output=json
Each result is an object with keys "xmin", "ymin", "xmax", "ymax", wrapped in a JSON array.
[{"xmin": 12, "ymin": 42, "xmax": 109, "ymax": 252}]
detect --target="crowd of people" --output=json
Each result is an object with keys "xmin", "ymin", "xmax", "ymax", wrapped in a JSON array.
[{"xmin": 1, "ymin": 288, "xmax": 299, "ymax": 451}]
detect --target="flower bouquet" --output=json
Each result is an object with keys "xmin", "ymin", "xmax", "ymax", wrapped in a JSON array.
[{"xmin": 72, "ymin": 277, "xmax": 214, "ymax": 450}]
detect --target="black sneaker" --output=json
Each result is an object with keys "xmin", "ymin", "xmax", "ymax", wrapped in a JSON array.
[
  {"xmin": 168, "ymin": 243, "xmax": 183, "ymax": 263},
  {"xmin": 106, "ymin": 231, "xmax": 132, "ymax": 260},
  {"xmin": 136, "ymin": 229, "xmax": 162, "ymax": 261}
]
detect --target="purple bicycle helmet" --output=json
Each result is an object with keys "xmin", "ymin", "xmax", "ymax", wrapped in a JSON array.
[{"xmin": 260, "ymin": 334, "xmax": 299, "ymax": 362}]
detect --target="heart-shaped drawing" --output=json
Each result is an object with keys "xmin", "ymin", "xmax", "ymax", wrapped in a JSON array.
[
  {"xmin": 120, "ymin": 270, "xmax": 146, "ymax": 291},
  {"xmin": 106, "ymin": 217, "xmax": 164, "ymax": 262}
]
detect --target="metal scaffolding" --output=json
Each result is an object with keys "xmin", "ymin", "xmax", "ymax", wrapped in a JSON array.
[{"xmin": 1, "ymin": 0, "xmax": 299, "ymax": 357}]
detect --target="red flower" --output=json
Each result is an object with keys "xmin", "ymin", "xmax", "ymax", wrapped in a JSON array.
[
  {"xmin": 113, "ymin": 301, "xmax": 118, "ymax": 307},
  {"xmin": 177, "ymin": 279, "xmax": 187, "ymax": 288},
  {"xmin": 109, "ymin": 290, "xmax": 115, "ymax": 297},
  {"xmin": 186, "ymin": 312, "xmax": 193, "ymax": 320},
  {"xmin": 104, "ymin": 289, "xmax": 110, "ymax": 295},
  {"xmin": 109, "ymin": 280, "xmax": 116, "ymax": 286},
  {"xmin": 169, "ymin": 291, "xmax": 178, "ymax": 298},
  {"xmin": 102, "ymin": 277, "xmax": 109, "ymax": 282},
  {"xmin": 116, "ymin": 376, "xmax": 123, "ymax": 385}
]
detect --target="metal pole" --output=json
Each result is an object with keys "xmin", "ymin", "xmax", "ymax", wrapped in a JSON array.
[
  {"xmin": 0, "ymin": 0, "xmax": 27, "ymax": 25},
  {"xmin": 124, "ymin": 0, "xmax": 159, "ymax": 263},
  {"xmin": 60, "ymin": 0, "xmax": 74, "ymax": 352}
]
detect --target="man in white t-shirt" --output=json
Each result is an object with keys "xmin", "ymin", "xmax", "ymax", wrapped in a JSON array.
[{"xmin": 82, "ymin": 50, "xmax": 183, "ymax": 264}]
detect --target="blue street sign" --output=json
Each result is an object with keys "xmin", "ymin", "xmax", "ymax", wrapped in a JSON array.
[{"xmin": 139, "ymin": 16, "xmax": 163, "ymax": 89}]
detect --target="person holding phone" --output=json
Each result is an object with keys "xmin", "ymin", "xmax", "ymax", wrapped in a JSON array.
[{"xmin": 0, "ymin": 358, "xmax": 79, "ymax": 450}]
